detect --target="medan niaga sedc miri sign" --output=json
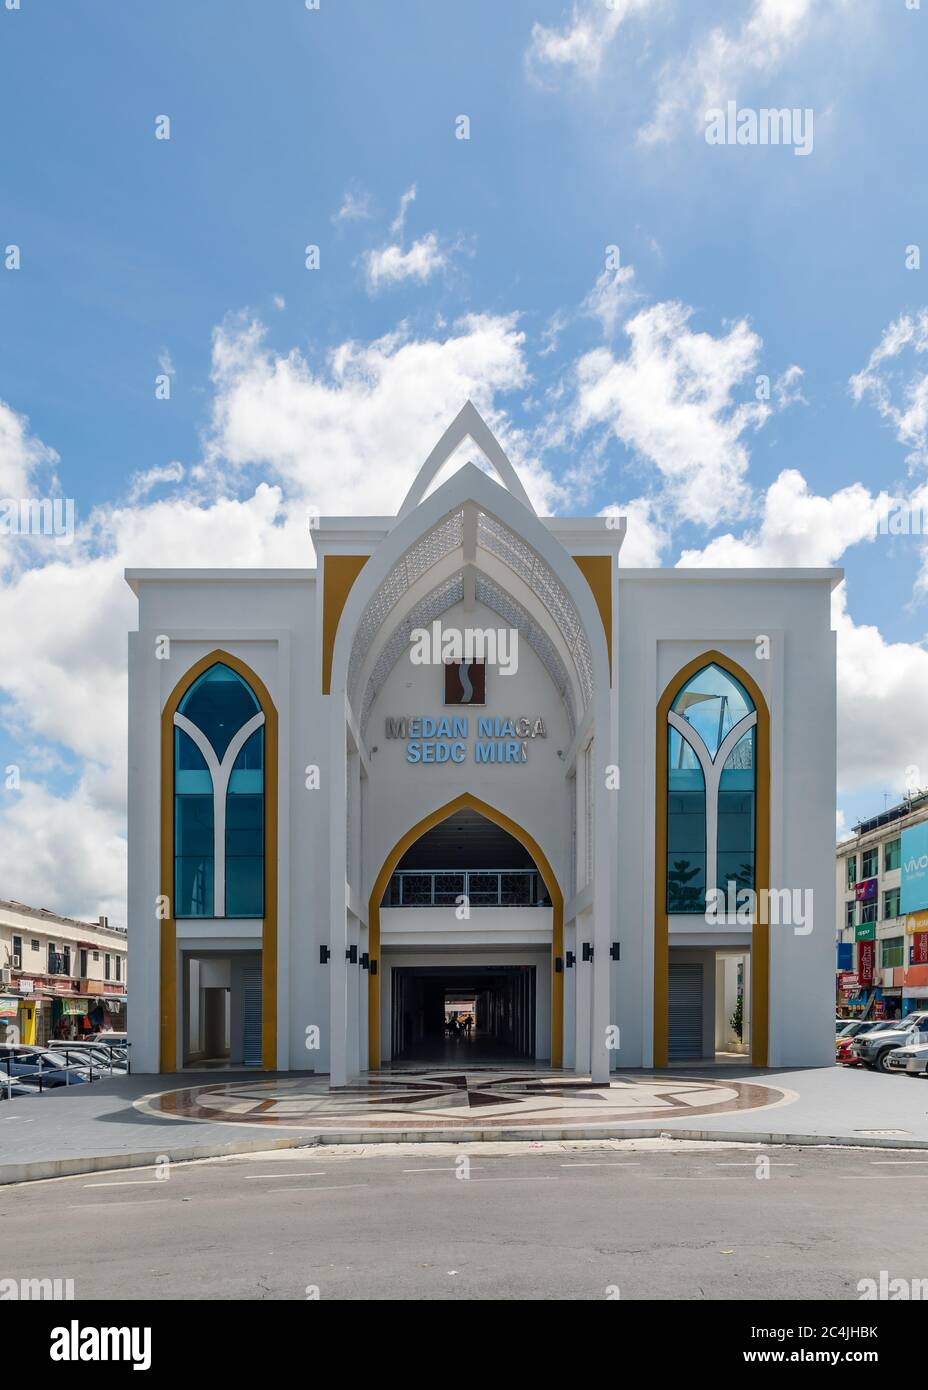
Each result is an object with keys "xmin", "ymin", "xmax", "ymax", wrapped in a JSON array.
[
  {"xmin": 125, "ymin": 401, "xmax": 839, "ymax": 1085},
  {"xmin": 387, "ymin": 650, "xmax": 547, "ymax": 765}
]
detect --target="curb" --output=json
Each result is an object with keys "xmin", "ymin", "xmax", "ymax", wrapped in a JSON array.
[{"xmin": 4, "ymin": 1124, "xmax": 928, "ymax": 1184}]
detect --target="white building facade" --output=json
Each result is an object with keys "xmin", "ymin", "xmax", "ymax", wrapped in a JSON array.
[{"xmin": 126, "ymin": 404, "xmax": 838, "ymax": 1081}]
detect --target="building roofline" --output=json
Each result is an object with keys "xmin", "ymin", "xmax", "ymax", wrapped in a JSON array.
[
  {"xmin": 619, "ymin": 567, "xmax": 844, "ymax": 588},
  {"xmin": 125, "ymin": 568, "xmax": 317, "ymax": 595},
  {"xmin": 0, "ymin": 899, "xmax": 128, "ymax": 936}
]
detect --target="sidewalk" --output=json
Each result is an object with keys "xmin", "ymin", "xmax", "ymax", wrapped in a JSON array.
[{"xmin": 2, "ymin": 1064, "xmax": 927, "ymax": 1185}]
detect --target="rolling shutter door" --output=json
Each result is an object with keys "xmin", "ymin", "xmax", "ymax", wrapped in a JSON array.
[
  {"xmin": 242, "ymin": 966, "xmax": 262, "ymax": 1067},
  {"xmin": 668, "ymin": 963, "xmax": 703, "ymax": 1060}
]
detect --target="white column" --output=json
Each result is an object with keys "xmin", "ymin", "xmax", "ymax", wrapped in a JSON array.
[{"xmin": 328, "ymin": 700, "xmax": 349, "ymax": 1086}]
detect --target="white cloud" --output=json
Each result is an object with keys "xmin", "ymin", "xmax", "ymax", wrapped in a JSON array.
[
  {"xmin": 639, "ymin": 0, "xmax": 843, "ymax": 146},
  {"xmin": 0, "ymin": 778, "xmax": 127, "ymax": 924},
  {"xmin": 602, "ymin": 497, "xmax": 670, "ymax": 566},
  {"xmin": 582, "ymin": 264, "xmax": 639, "ymax": 337},
  {"xmin": 676, "ymin": 469, "xmax": 891, "ymax": 567},
  {"xmin": 333, "ymin": 184, "xmax": 373, "ymax": 223},
  {"xmin": 205, "ymin": 311, "xmax": 559, "ymax": 511},
  {"xmin": 391, "ymin": 184, "xmax": 417, "ymax": 237},
  {"xmin": 570, "ymin": 299, "xmax": 770, "ymax": 525},
  {"xmin": 126, "ymin": 461, "xmax": 184, "ymax": 503},
  {"xmin": 0, "ymin": 398, "xmax": 58, "ymax": 500},
  {"xmin": 832, "ymin": 582, "xmax": 928, "ymax": 796},
  {"xmin": 850, "ymin": 308, "xmax": 928, "ymax": 469},
  {"xmin": 526, "ymin": 0, "xmax": 658, "ymax": 82},
  {"xmin": 364, "ymin": 233, "xmax": 447, "ymax": 292}
]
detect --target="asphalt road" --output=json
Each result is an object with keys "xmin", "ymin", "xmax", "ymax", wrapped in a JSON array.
[{"xmin": 3, "ymin": 1139, "xmax": 927, "ymax": 1300}]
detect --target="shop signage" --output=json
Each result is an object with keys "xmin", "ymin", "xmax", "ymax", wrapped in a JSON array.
[
  {"xmin": 855, "ymin": 921, "xmax": 876, "ymax": 942},
  {"xmin": 385, "ymin": 714, "xmax": 547, "ymax": 765},
  {"xmin": 855, "ymin": 878, "xmax": 877, "ymax": 902},
  {"xmin": 838, "ymin": 971, "xmax": 858, "ymax": 993},
  {"xmin": 0, "ymin": 998, "xmax": 18, "ymax": 1018},
  {"xmin": 858, "ymin": 939, "xmax": 875, "ymax": 984},
  {"xmin": 905, "ymin": 910, "xmax": 928, "ymax": 935},
  {"xmin": 911, "ymin": 932, "xmax": 928, "ymax": 965},
  {"xmin": 901, "ymin": 822, "xmax": 928, "ymax": 914}
]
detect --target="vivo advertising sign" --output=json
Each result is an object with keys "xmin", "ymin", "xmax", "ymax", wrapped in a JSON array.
[{"xmin": 900, "ymin": 823, "xmax": 928, "ymax": 914}]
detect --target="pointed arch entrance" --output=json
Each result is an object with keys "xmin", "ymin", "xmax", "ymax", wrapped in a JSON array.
[
  {"xmin": 367, "ymin": 792, "xmax": 564, "ymax": 1069},
  {"xmin": 654, "ymin": 650, "xmax": 770, "ymax": 1069},
  {"xmin": 160, "ymin": 648, "xmax": 278, "ymax": 1073}
]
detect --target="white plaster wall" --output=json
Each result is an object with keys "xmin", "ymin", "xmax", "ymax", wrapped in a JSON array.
[
  {"xmin": 363, "ymin": 598, "xmax": 574, "ymax": 908},
  {"xmin": 126, "ymin": 574, "xmax": 322, "ymax": 1075},
  {"xmin": 615, "ymin": 570, "xmax": 838, "ymax": 1069}
]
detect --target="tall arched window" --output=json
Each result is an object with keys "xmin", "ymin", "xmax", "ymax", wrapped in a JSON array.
[
  {"xmin": 173, "ymin": 663, "xmax": 265, "ymax": 918},
  {"xmin": 666, "ymin": 662, "xmax": 756, "ymax": 913}
]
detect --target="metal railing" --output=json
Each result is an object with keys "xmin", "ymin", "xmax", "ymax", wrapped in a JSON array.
[
  {"xmin": 0, "ymin": 1040, "xmax": 130, "ymax": 1098},
  {"xmin": 383, "ymin": 869, "xmax": 550, "ymax": 908}
]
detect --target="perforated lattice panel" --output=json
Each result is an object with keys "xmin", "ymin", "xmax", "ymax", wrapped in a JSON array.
[
  {"xmin": 360, "ymin": 571, "xmax": 465, "ymax": 733},
  {"xmin": 474, "ymin": 574, "xmax": 576, "ymax": 735},
  {"xmin": 477, "ymin": 511, "xmax": 593, "ymax": 706},
  {"xmin": 347, "ymin": 510, "xmax": 464, "ymax": 706}
]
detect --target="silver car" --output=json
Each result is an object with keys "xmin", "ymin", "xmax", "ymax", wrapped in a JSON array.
[{"xmin": 888, "ymin": 1038, "xmax": 928, "ymax": 1076}]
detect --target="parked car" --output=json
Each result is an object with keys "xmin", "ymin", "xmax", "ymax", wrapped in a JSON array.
[
  {"xmin": 851, "ymin": 1012, "xmax": 928, "ymax": 1073},
  {"xmin": 885, "ymin": 1035, "xmax": 928, "ymax": 1076},
  {"xmin": 837, "ymin": 1020, "xmax": 871, "ymax": 1039},
  {"xmin": 55, "ymin": 1042, "xmax": 127, "ymax": 1074},
  {"xmin": 0, "ymin": 1044, "xmax": 90, "ymax": 1088},
  {"xmin": 836, "ymin": 1019, "xmax": 899, "ymax": 1062}
]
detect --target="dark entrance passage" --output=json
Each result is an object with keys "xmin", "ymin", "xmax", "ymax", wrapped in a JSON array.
[{"xmin": 391, "ymin": 965, "xmax": 536, "ymax": 1064}]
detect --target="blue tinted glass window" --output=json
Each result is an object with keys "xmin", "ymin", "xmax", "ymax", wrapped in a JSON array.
[
  {"xmin": 667, "ymin": 727, "xmax": 706, "ymax": 913},
  {"xmin": 671, "ymin": 663, "xmax": 754, "ymax": 760},
  {"xmin": 178, "ymin": 663, "xmax": 259, "ymax": 761},
  {"xmin": 174, "ymin": 727, "xmax": 214, "ymax": 917},
  {"xmin": 717, "ymin": 728, "xmax": 755, "ymax": 894},
  {"xmin": 225, "ymin": 726, "xmax": 264, "ymax": 917}
]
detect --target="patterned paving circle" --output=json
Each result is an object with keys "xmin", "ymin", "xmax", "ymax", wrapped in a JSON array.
[{"xmin": 138, "ymin": 1069, "xmax": 791, "ymax": 1131}]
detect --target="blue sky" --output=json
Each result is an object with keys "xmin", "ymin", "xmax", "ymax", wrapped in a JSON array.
[{"xmin": 1, "ymin": 0, "xmax": 927, "ymax": 918}]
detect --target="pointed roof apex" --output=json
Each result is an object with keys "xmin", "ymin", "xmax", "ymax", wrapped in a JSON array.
[{"xmin": 397, "ymin": 400, "xmax": 535, "ymax": 519}]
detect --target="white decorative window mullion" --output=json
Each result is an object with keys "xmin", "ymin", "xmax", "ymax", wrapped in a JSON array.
[
  {"xmin": 668, "ymin": 709, "xmax": 757, "ymax": 908},
  {"xmin": 175, "ymin": 709, "xmax": 265, "ymax": 918}
]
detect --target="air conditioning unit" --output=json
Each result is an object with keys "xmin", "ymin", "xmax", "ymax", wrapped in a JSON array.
[{"xmin": 0, "ymin": 967, "xmax": 12, "ymax": 985}]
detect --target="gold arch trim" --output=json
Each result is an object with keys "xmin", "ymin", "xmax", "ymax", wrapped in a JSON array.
[
  {"xmin": 322, "ymin": 555, "xmax": 368, "ymax": 695},
  {"xmin": 367, "ymin": 792, "xmax": 564, "ymax": 1070},
  {"xmin": 654, "ymin": 650, "xmax": 770, "ymax": 1069},
  {"xmin": 160, "ymin": 649, "xmax": 278, "ymax": 1073},
  {"xmin": 572, "ymin": 554, "xmax": 612, "ymax": 682}
]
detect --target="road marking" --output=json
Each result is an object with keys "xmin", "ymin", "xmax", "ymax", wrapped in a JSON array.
[
  {"xmin": 464, "ymin": 1176, "xmax": 558, "ymax": 1184},
  {"xmin": 69, "ymin": 1199, "xmax": 173, "ymax": 1209},
  {"xmin": 83, "ymin": 1180, "xmax": 164, "ymax": 1188},
  {"xmin": 242, "ymin": 1172, "xmax": 327, "ymax": 1180},
  {"xmin": 264, "ymin": 1184, "xmax": 369, "ymax": 1194},
  {"xmin": 559, "ymin": 1162, "xmax": 641, "ymax": 1167},
  {"xmin": 401, "ymin": 1167, "xmax": 486, "ymax": 1173}
]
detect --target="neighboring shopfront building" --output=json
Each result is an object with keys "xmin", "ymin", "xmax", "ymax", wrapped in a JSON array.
[
  {"xmin": 836, "ymin": 793, "xmax": 928, "ymax": 1019},
  {"xmin": 126, "ymin": 403, "xmax": 838, "ymax": 1080},
  {"xmin": 0, "ymin": 900, "xmax": 128, "ymax": 1044}
]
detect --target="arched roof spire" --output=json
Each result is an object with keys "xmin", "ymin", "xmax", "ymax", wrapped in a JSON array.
[{"xmin": 397, "ymin": 400, "xmax": 535, "ymax": 518}]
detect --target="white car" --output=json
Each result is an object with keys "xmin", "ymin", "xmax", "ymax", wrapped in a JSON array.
[{"xmin": 886, "ymin": 1037, "xmax": 928, "ymax": 1077}]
